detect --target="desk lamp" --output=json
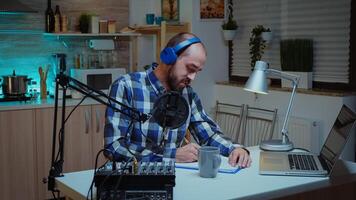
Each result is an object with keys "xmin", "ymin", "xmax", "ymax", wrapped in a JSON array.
[{"xmin": 244, "ymin": 61, "xmax": 300, "ymax": 151}]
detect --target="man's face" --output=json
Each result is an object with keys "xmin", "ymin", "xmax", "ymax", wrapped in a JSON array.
[{"xmin": 167, "ymin": 43, "xmax": 207, "ymax": 91}]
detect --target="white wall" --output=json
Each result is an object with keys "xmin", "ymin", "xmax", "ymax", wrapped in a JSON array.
[
  {"xmin": 189, "ymin": 0, "xmax": 229, "ymax": 113},
  {"xmin": 216, "ymin": 84, "xmax": 356, "ymax": 160},
  {"xmin": 129, "ymin": 0, "xmax": 229, "ymax": 112}
]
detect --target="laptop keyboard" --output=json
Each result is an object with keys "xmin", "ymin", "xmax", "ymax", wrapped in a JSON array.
[{"xmin": 288, "ymin": 154, "xmax": 319, "ymax": 171}]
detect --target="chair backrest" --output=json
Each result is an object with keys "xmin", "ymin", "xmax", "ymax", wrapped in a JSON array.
[
  {"xmin": 214, "ymin": 101, "xmax": 245, "ymax": 144},
  {"xmin": 242, "ymin": 105, "xmax": 278, "ymax": 147}
]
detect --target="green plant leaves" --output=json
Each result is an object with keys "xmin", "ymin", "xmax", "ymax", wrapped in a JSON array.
[{"xmin": 249, "ymin": 25, "xmax": 270, "ymax": 70}]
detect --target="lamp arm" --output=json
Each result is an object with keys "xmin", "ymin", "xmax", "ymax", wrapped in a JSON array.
[
  {"xmin": 280, "ymin": 80, "xmax": 298, "ymax": 141},
  {"xmin": 266, "ymin": 68, "xmax": 300, "ymax": 143},
  {"xmin": 266, "ymin": 68, "xmax": 299, "ymax": 85}
]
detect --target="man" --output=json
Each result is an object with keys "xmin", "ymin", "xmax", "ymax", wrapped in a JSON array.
[{"xmin": 104, "ymin": 32, "xmax": 251, "ymax": 168}]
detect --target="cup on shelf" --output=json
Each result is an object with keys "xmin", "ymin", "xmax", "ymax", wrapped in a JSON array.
[
  {"xmin": 155, "ymin": 16, "xmax": 163, "ymax": 25},
  {"xmin": 146, "ymin": 13, "xmax": 155, "ymax": 25}
]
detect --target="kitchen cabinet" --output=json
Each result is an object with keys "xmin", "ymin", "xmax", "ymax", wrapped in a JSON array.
[
  {"xmin": 35, "ymin": 104, "xmax": 108, "ymax": 199},
  {"xmin": 35, "ymin": 106, "xmax": 59, "ymax": 200},
  {"xmin": 91, "ymin": 104, "xmax": 107, "ymax": 167},
  {"xmin": 134, "ymin": 21, "xmax": 191, "ymax": 61},
  {"xmin": 0, "ymin": 109, "xmax": 37, "ymax": 200}
]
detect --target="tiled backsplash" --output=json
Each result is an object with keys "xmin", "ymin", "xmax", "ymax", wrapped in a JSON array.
[{"xmin": 0, "ymin": 0, "xmax": 129, "ymax": 95}]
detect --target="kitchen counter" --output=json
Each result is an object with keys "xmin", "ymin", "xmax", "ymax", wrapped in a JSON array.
[{"xmin": 0, "ymin": 97, "xmax": 106, "ymax": 111}]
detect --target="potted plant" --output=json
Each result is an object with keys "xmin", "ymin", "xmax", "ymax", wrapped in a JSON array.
[
  {"xmin": 261, "ymin": 29, "xmax": 273, "ymax": 44},
  {"xmin": 280, "ymin": 39, "xmax": 313, "ymax": 89},
  {"xmin": 79, "ymin": 13, "xmax": 90, "ymax": 33},
  {"xmin": 249, "ymin": 25, "xmax": 270, "ymax": 70},
  {"xmin": 221, "ymin": 0, "xmax": 238, "ymax": 41}
]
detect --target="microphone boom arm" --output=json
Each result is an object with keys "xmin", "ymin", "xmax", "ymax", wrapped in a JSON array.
[{"xmin": 47, "ymin": 71, "xmax": 149, "ymax": 193}]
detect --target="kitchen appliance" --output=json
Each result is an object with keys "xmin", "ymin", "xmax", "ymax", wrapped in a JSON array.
[
  {"xmin": 0, "ymin": 70, "xmax": 31, "ymax": 100},
  {"xmin": 70, "ymin": 68, "xmax": 126, "ymax": 95}
]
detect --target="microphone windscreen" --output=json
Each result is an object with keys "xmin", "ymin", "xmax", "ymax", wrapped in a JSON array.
[{"xmin": 152, "ymin": 91, "xmax": 189, "ymax": 129}]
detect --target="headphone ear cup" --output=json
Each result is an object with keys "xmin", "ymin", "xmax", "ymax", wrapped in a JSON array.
[{"xmin": 160, "ymin": 47, "xmax": 177, "ymax": 65}]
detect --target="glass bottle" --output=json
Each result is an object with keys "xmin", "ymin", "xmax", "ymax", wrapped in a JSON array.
[
  {"xmin": 81, "ymin": 48, "xmax": 88, "ymax": 69},
  {"xmin": 45, "ymin": 0, "xmax": 55, "ymax": 33},
  {"xmin": 106, "ymin": 51, "xmax": 113, "ymax": 68},
  {"xmin": 111, "ymin": 50, "xmax": 118, "ymax": 68},
  {"xmin": 54, "ymin": 5, "xmax": 61, "ymax": 33}
]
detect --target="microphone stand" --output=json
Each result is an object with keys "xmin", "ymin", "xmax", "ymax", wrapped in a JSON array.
[{"xmin": 47, "ymin": 54, "xmax": 149, "ymax": 193}]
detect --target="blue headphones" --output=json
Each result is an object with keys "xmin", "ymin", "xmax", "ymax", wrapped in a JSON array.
[{"xmin": 160, "ymin": 37, "xmax": 201, "ymax": 65}]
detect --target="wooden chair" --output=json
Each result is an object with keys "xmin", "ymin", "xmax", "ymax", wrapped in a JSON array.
[
  {"xmin": 214, "ymin": 101, "xmax": 245, "ymax": 144},
  {"xmin": 241, "ymin": 105, "xmax": 278, "ymax": 147}
]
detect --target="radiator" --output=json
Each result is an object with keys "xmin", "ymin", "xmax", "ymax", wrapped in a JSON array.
[{"xmin": 273, "ymin": 116, "xmax": 321, "ymax": 153}]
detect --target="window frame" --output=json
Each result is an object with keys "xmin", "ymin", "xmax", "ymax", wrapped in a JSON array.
[{"xmin": 228, "ymin": 0, "xmax": 356, "ymax": 91}]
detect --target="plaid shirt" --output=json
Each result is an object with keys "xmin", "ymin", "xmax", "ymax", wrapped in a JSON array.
[{"xmin": 104, "ymin": 64, "xmax": 235, "ymax": 162}]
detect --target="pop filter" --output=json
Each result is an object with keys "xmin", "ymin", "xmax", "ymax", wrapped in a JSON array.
[{"xmin": 152, "ymin": 91, "xmax": 189, "ymax": 129}]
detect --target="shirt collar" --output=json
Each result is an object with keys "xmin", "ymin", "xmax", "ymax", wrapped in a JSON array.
[{"xmin": 147, "ymin": 63, "xmax": 166, "ymax": 95}]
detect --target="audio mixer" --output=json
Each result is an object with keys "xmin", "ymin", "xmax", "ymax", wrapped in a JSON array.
[{"xmin": 94, "ymin": 161, "xmax": 175, "ymax": 200}]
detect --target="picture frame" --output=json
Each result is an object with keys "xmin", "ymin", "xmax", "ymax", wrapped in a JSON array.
[
  {"xmin": 199, "ymin": 0, "xmax": 226, "ymax": 21},
  {"xmin": 161, "ymin": 0, "xmax": 180, "ymax": 22}
]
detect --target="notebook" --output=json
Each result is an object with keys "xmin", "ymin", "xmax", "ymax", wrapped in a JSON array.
[
  {"xmin": 175, "ymin": 156, "xmax": 242, "ymax": 174},
  {"xmin": 259, "ymin": 105, "xmax": 356, "ymax": 177}
]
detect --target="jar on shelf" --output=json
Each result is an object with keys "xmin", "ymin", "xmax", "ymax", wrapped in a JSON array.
[
  {"xmin": 74, "ymin": 54, "xmax": 81, "ymax": 69},
  {"xmin": 106, "ymin": 51, "xmax": 113, "ymax": 67},
  {"xmin": 90, "ymin": 15, "xmax": 99, "ymax": 33},
  {"xmin": 99, "ymin": 51, "xmax": 106, "ymax": 68},
  {"xmin": 89, "ymin": 53, "xmax": 99, "ymax": 68},
  {"xmin": 99, "ymin": 20, "xmax": 108, "ymax": 33},
  {"xmin": 111, "ymin": 50, "xmax": 119, "ymax": 68},
  {"xmin": 108, "ymin": 20, "xmax": 116, "ymax": 33}
]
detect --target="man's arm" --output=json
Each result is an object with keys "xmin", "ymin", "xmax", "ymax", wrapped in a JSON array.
[
  {"xmin": 185, "ymin": 87, "xmax": 251, "ymax": 167},
  {"xmin": 187, "ymin": 88, "xmax": 235, "ymax": 156},
  {"xmin": 104, "ymin": 78, "xmax": 161, "ymax": 161}
]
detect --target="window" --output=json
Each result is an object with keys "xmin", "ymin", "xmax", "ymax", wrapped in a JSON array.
[{"xmin": 230, "ymin": 0, "xmax": 355, "ymax": 91}]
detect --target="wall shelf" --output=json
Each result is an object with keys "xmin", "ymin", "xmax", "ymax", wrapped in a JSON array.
[
  {"xmin": 43, "ymin": 32, "xmax": 141, "ymax": 72},
  {"xmin": 133, "ymin": 21, "xmax": 191, "ymax": 61},
  {"xmin": 42, "ymin": 32, "xmax": 141, "ymax": 39}
]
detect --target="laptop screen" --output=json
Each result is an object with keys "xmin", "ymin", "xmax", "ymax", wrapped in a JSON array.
[{"xmin": 320, "ymin": 105, "xmax": 356, "ymax": 169}]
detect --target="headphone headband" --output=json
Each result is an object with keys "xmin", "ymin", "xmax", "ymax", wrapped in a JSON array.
[
  {"xmin": 173, "ymin": 37, "xmax": 201, "ymax": 53},
  {"xmin": 160, "ymin": 37, "xmax": 202, "ymax": 65}
]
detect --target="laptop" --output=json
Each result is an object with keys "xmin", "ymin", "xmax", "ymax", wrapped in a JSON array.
[{"xmin": 259, "ymin": 105, "xmax": 356, "ymax": 177}]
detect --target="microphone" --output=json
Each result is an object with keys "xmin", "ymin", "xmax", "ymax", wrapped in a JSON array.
[{"xmin": 152, "ymin": 91, "xmax": 189, "ymax": 129}]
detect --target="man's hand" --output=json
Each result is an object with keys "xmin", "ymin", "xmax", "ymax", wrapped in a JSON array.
[
  {"xmin": 228, "ymin": 147, "xmax": 252, "ymax": 168},
  {"xmin": 176, "ymin": 143, "xmax": 200, "ymax": 163}
]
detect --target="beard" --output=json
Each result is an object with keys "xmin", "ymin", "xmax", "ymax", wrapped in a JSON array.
[
  {"xmin": 167, "ymin": 66, "xmax": 187, "ymax": 91},
  {"xmin": 167, "ymin": 72, "xmax": 180, "ymax": 91}
]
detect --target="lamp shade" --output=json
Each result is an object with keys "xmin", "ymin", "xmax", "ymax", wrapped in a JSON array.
[{"xmin": 244, "ymin": 61, "xmax": 269, "ymax": 94}]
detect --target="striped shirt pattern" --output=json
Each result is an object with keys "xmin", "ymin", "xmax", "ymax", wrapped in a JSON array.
[{"xmin": 104, "ymin": 65, "xmax": 235, "ymax": 161}]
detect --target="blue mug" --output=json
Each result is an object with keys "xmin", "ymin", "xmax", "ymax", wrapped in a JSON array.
[
  {"xmin": 155, "ymin": 16, "xmax": 163, "ymax": 25},
  {"xmin": 146, "ymin": 14, "xmax": 155, "ymax": 25},
  {"xmin": 198, "ymin": 146, "xmax": 221, "ymax": 178}
]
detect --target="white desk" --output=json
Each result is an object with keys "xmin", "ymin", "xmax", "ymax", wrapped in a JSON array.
[{"xmin": 56, "ymin": 146, "xmax": 333, "ymax": 200}]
